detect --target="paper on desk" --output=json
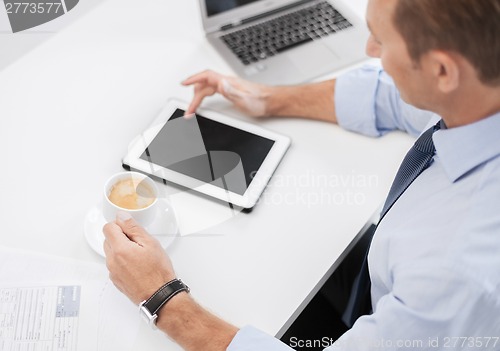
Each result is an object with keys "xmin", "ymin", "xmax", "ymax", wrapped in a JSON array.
[
  {"xmin": 0, "ymin": 285, "xmax": 86, "ymax": 350},
  {"xmin": 0, "ymin": 246, "xmax": 140, "ymax": 351}
]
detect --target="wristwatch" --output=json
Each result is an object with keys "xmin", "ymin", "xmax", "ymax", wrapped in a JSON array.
[{"xmin": 139, "ymin": 278, "xmax": 190, "ymax": 328}]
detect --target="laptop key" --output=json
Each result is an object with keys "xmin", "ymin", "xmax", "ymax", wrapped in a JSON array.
[
  {"xmin": 275, "ymin": 36, "xmax": 313, "ymax": 53},
  {"xmin": 221, "ymin": 1, "xmax": 351, "ymax": 65}
]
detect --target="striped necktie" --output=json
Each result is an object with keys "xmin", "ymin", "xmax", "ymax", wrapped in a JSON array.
[{"xmin": 343, "ymin": 120, "xmax": 444, "ymax": 327}]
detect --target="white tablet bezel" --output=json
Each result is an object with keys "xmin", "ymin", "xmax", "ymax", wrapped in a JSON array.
[{"xmin": 123, "ymin": 99, "xmax": 291, "ymax": 209}]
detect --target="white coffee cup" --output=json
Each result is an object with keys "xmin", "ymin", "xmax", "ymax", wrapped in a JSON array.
[{"xmin": 103, "ymin": 171, "xmax": 159, "ymax": 227}]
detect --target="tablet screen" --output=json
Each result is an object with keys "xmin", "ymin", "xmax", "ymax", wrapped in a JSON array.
[{"xmin": 140, "ymin": 109, "xmax": 275, "ymax": 195}]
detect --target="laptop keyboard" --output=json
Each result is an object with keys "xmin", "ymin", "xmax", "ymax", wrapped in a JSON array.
[{"xmin": 221, "ymin": 1, "xmax": 353, "ymax": 66}]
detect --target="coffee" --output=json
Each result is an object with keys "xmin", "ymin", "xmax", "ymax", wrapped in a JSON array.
[{"xmin": 107, "ymin": 177, "xmax": 155, "ymax": 210}]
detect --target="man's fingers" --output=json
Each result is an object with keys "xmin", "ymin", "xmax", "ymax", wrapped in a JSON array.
[
  {"xmin": 103, "ymin": 239, "xmax": 112, "ymax": 257},
  {"xmin": 115, "ymin": 213, "xmax": 151, "ymax": 246},
  {"xmin": 183, "ymin": 70, "xmax": 236, "ymax": 115},
  {"xmin": 185, "ymin": 86, "xmax": 216, "ymax": 115},
  {"xmin": 182, "ymin": 69, "xmax": 220, "ymax": 86},
  {"xmin": 181, "ymin": 70, "xmax": 211, "ymax": 86},
  {"xmin": 103, "ymin": 222, "xmax": 130, "ymax": 248},
  {"xmin": 185, "ymin": 92, "xmax": 204, "ymax": 115}
]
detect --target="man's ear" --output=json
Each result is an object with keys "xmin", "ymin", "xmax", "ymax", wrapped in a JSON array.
[{"xmin": 428, "ymin": 51, "xmax": 460, "ymax": 93}]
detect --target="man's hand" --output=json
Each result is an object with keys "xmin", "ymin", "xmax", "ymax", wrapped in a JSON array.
[
  {"xmin": 103, "ymin": 213, "xmax": 239, "ymax": 351},
  {"xmin": 103, "ymin": 213, "xmax": 176, "ymax": 305},
  {"xmin": 183, "ymin": 69, "xmax": 338, "ymax": 123},
  {"xmin": 182, "ymin": 70, "xmax": 273, "ymax": 117}
]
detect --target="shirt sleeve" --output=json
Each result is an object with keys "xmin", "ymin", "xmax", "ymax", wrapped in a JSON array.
[
  {"xmin": 228, "ymin": 259, "xmax": 500, "ymax": 351},
  {"xmin": 325, "ymin": 261, "xmax": 500, "ymax": 351},
  {"xmin": 334, "ymin": 64, "xmax": 434, "ymax": 138}
]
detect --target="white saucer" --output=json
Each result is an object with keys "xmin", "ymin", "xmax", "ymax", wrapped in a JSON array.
[{"xmin": 84, "ymin": 199, "xmax": 178, "ymax": 258}]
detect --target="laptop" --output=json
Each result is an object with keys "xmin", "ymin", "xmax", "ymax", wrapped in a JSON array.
[{"xmin": 198, "ymin": 0, "xmax": 370, "ymax": 85}]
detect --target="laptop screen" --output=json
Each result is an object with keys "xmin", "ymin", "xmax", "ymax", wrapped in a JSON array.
[{"xmin": 206, "ymin": 0, "xmax": 260, "ymax": 16}]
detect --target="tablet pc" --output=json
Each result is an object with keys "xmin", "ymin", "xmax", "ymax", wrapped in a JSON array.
[{"xmin": 122, "ymin": 99, "xmax": 291, "ymax": 209}]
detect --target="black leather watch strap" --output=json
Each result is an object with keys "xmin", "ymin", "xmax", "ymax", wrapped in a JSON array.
[{"xmin": 139, "ymin": 279, "xmax": 189, "ymax": 327}]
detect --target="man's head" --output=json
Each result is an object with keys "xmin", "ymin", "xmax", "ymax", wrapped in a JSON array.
[
  {"xmin": 365, "ymin": 0, "xmax": 500, "ymax": 124},
  {"xmin": 393, "ymin": 0, "xmax": 500, "ymax": 88}
]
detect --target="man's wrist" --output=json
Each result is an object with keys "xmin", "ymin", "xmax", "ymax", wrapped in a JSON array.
[
  {"xmin": 156, "ymin": 292, "xmax": 239, "ymax": 351},
  {"xmin": 265, "ymin": 85, "xmax": 293, "ymax": 117},
  {"xmin": 139, "ymin": 278, "xmax": 189, "ymax": 328},
  {"xmin": 265, "ymin": 80, "xmax": 337, "ymax": 122},
  {"xmin": 155, "ymin": 289, "xmax": 192, "ymax": 328}
]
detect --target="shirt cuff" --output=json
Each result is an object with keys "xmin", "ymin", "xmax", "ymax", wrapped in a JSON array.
[
  {"xmin": 335, "ymin": 65, "xmax": 384, "ymax": 137},
  {"xmin": 227, "ymin": 326, "xmax": 293, "ymax": 351}
]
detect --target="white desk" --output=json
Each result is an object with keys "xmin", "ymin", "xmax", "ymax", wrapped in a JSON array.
[{"xmin": 0, "ymin": 0, "xmax": 414, "ymax": 349}]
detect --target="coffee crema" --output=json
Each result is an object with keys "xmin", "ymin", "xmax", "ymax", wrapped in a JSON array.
[{"xmin": 107, "ymin": 177, "xmax": 155, "ymax": 210}]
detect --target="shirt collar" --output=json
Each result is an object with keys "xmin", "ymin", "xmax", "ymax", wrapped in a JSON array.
[{"xmin": 433, "ymin": 111, "xmax": 500, "ymax": 182}]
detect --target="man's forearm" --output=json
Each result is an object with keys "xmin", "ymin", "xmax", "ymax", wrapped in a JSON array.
[
  {"xmin": 157, "ymin": 292, "xmax": 239, "ymax": 351},
  {"xmin": 265, "ymin": 79, "xmax": 337, "ymax": 123}
]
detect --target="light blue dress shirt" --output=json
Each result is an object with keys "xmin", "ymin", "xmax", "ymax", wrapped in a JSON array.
[{"xmin": 227, "ymin": 65, "xmax": 500, "ymax": 350}]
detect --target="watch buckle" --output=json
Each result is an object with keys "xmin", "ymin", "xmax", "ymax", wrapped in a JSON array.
[{"xmin": 139, "ymin": 300, "xmax": 158, "ymax": 329}]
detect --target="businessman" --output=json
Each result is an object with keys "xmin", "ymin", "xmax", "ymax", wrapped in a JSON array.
[{"xmin": 103, "ymin": 0, "xmax": 500, "ymax": 349}]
